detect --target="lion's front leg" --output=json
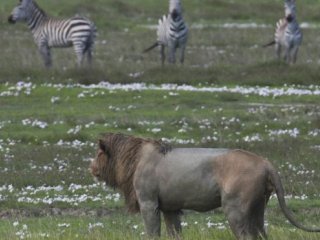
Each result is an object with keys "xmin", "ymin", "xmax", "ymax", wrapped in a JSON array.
[
  {"xmin": 163, "ymin": 211, "xmax": 182, "ymax": 238},
  {"xmin": 140, "ymin": 200, "xmax": 161, "ymax": 237}
]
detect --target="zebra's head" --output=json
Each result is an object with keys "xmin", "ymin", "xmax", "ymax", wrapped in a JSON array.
[
  {"xmin": 284, "ymin": 0, "xmax": 296, "ymax": 22},
  {"xmin": 169, "ymin": 0, "xmax": 182, "ymax": 21},
  {"xmin": 8, "ymin": 0, "xmax": 33, "ymax": 24}
]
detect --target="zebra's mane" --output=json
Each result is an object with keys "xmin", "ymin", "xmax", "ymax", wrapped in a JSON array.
[
  {"xmin": 31, "ymin": 0, "xmax": 47, "ymax": 17},
  {"xmin": 169, "ymin": 0, "xmax": 182, "ymax": 14}
]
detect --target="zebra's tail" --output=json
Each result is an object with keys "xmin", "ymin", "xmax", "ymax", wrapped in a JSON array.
[
  {"xmin": 262, "ymin": 40, "xmax": 276, "ymax": 48},
  {"xmin": 90, "ymin": 23, "xmax": 98, "ymax": 43},
  {"xmin": 83, "ymin": 23, "xmax": 97, "ymax": 54},
  {"xmin": 143, "ymin": 42, "xmax": 159, "ymax": 53}
]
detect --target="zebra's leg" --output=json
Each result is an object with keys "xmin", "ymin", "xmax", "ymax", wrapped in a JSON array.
[
  {"xmin": 284, "ymin": 45, "xmax": 292, "ymax": 64},
  {"xmin": 87, "ymin": 48, "xmax": 93, "ymax": 65},
  {"xmin": 38, "ymin": 44, "xmax": 52, "ymax": 68},
  {"xmin": 168, "ymin": 48, "xmax": 175, "ymax": 64},
  {"xmin": 179, "ymin": 45, "xmax": 186, "ymax": 64},
  {"xmin": 275, "ymin": 43, "xmax": 281, "ymax": 60},
  {"xmin": 160, "ymin": 45, "xmax": 165, "ymax": 66},
  {"xmin": 168, "ymin": 43, "xmax": 176, "ymax": 64},
  {"xmin": 73, "ymin": 41, "xmax": 85, "ymax": 67},
  {"xmin": 85, "ymin": 38, "xmax": 94, "ymax": 65},
  {"xmin": 291, "ymin": 46, "xmax": 299, "ymax": 64},
  {"xmin": 83, "ymin": 44, "xmax": 93, "ymax": 66}
]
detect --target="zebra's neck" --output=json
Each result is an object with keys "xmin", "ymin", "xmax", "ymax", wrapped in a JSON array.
[
  {"xmin": 287, "ymin": 18, "xmax": 299, "ymax": 30},
  {"xmin": 170, "ymin": 14, "xmax": 183, "ymax": 23},
  {"xmin": 27, "ymin": 2, "xmax": 48, "ymax": 33}
]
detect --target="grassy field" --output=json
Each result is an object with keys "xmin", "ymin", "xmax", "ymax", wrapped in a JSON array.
[
  {"xmin": 0, "ymin": 0, "xmax": 320, "ymax": 239},
  {"xmin": 1, "ymin": 0, "xmax": 320, "ymax": 85}
]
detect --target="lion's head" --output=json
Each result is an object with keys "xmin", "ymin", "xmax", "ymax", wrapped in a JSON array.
[{"xmin": 89, "ymin": 133, "xmax": 171, "ymax": 212}]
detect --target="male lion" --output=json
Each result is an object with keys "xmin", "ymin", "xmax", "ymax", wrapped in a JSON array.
[{"xmin": 89, "ymin": 133, "xmax": 320, "ymax": 239}]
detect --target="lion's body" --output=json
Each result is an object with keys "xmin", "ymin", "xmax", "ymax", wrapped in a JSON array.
[
  {"xmin": 137, "ymin": 147, "xmax": 229, "ymax": 212},
  {"xmin": 90, "ymin": 133, "xmax": 320, "ymax": 240}
]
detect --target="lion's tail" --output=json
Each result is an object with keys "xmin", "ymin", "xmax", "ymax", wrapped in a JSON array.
[{"xmin": 268, "ymin": 165, "xmax": 320, "ymax": 232}]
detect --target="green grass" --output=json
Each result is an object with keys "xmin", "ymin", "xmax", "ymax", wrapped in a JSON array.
[
  {"xmin": 2, "ymin": 28, "xmax": 320, "ymax": 85},
  {"xmin": 0, "ymin": 0, "xmax": 320, "ymax": 239},
  {"xmin": 1, "ymin": 1, "xmax": 320, "ymax": 85},
  {"xmin": 0, "ymin": 83, "xmax": 319, "ymax": 239},
  {"xmin": 0, "ymin": 210, "xmax": 320, "ymax": 240}
]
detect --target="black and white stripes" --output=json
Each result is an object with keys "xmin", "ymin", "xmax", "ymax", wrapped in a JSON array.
[
  {"xmin": 8, "ymin": 0, "xmax": 97, "ymax": 67},
  {"xmin": 265, "ymin": 0, "xmax": 302, "ymax": 64},
  {"xmin": 8, "ymin": 0, "xmax": 306, "ymax": 67},
  {"xmin": 144, "ymin": 0, "xmax": 188, "ymax": 65}
]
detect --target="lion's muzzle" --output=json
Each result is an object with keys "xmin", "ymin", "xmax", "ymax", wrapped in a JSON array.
[
  {"xmin": 89, "ymin": 158, "xmax": 103, "ymax": 183},
  {"xmin": 89, "ymin": 159, "xmax": 97, "ymax": 175}
]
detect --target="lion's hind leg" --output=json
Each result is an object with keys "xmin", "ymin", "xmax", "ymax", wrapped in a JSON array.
[
  {"xmin": 222, "ymin": 195, "xmax": 267, "ymax": 240},
  {"xmin": 247, "ymin": 197, "xmax": 268, "ymax": 239},
  {"xmin": 163, "ymin": 211, "xmax": 182, "ymax": 238}
]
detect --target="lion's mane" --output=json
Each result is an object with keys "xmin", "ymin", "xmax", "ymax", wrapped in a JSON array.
[{"xmin": 99, "ymin": 133, "xmax": 171, "ymax": 213}]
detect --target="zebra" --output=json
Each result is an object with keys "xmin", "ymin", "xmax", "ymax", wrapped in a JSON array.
[
  {"xmin": 143, "ymin": 0, "xmax": 188, "ymax": 65},
  {"xmin": 8, "ymin": 0, "xmax": 97, "ymax": 68},
  {"xmin": 264, "ymin": 0, "xmax": 302, "ymax": 64}
]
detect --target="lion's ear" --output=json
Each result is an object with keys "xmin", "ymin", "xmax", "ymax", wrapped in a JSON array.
[
  {"xmin": 99, "ymin": 139, "xmax": 107, "ymax": 152},
  {"xmin": 98, "ymin": 139, "xmax": 111, "ymax": 157}
]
